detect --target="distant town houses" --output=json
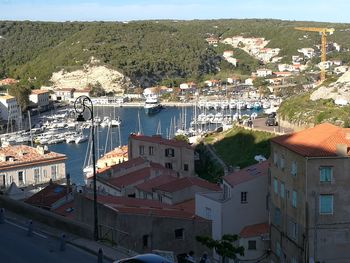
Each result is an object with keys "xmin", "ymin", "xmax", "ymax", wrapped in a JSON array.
[
  {"xmin": 0, "ymin": 94, "xmax": 21, "ymax": 129},
  {"xmin": 29, "ymin": 89, "xmax": 50, "ymax": 111},
  {"xmin": 179, "ymin": 82, "xmax": 197, "ymax": 91},
  {"xmin": 255, "ymin": 69, "xmax": 272, "ymax": 78},
  {"xmin": 0, "ymin": 145, "xmax": 66, "ymax": 191},
  {"xmin": 269, "ymin": 123, "xmax": 350, "ymax": 262},
  {"xmin": 205, "ymin": 37, "xmax": 218, "ymax": 45},
  {"xmin": 298, "ymin": 47, "xmax": 315, "ymax": 59},
  {"xmin": 0, "ymin": 78, "xmax": 18, "ymax": 86}
]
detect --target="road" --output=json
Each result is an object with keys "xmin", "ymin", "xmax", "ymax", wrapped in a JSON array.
[
  {"xmin": 0, "ymin": 219, "xmax": 112, "ymax": 263},
  {"xmin": 252, "ymin": 117, "xmax": 294, "ymax": 134}
]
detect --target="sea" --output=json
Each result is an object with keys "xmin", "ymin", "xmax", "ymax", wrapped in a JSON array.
[{"xmin": 47, "ymin": 106, "xmax": 261, "ymax": 185}]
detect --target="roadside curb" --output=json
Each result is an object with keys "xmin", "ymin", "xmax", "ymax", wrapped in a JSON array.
[{"xmin": 67, "ymin": 239, "xmax": 116, "ymax": 262}]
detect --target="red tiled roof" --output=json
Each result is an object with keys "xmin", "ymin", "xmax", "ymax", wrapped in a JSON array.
[
  {"xmin": 100, "ymin": 162, "xmax": 176, "ymax": 189},
  {"xmin": 129, "ymin": 134, "xmax": 193, "ymax": 149},
  {"xmin": 25, "ymin": 183, "xmax": 71, "ymax": 209},
  {"xmin": 223, "ymin": 161, "xmax": 268, "ymax": 187},
  {"xmin": 135, "ymin": 174, "xmax": 178, "ymax": 193},
  {"xmin": 53, "ymin": 201, "xmax": 75, "ymax": 219},
  {"xmin": 87, "ymin": 195, "xmax": 206, "ymax": 221},
  {"xmin": 97, "ymin": 157, "xmax": 145, "ymax": 174},
  {"xmin": 31, "ymin": 89, "xmax": 49, "ymax": 95},
  {"xmin": 155, "ymin": 177, "xmax": 220, "ymax": 193},
  {"xmin": 173, "ymin": 199, "xmax": 195, "ymax": 214},
  {"xmin": 271, "ymin": 123, "xmax": 350, "ymax": 157},
  {"xmin": 239, "ymin": 222, "xmax": 269, "ymax": 238}
]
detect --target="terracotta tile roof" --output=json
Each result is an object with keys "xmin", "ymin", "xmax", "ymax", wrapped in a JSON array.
[
  {"xmin": 135, "ymin": 174, "xmax": 178, "ymax": 193},
  {"xmin": 31, "ymin": 89, "xmax": 49, "ymax": 95},
  {"xmin": 223, "ymin": 161, "xmax": 268, "ymax": 187},
  {"xmin": 98, "ymin": 146, "xmax": 128, "ymax": 161},
  {"xmin": 0, "ymin": 145, "xmax": 66, "ymax": 171},
  {"xmin": 97, "ymin": 157, "xmax": 145, "ymax": 174},
  {"xmin": 154, "ymin": 177, "xmax": 220, "ymax": 193},
  {"xmin": 88, "ymin": 195, "xmax": 206, "ymax": 221},
  {"xmin": 0, "ymin": 78, "xmax": 18, "ymax": 85},
  {"xmin": 129, "ymin": 134, "xmax": 193, "ymax": 150},
  {"xmin": 173, "ymin": 199, "xmax": 195, "ymax": 214},
  {"xmin": 239, "ymin": 222, "xmax": 269, "ymax": 238},
  {"xmin": 53, "ymin": 201, "xmax": 75, "ymax": 219},
  {"xmin": 100, "ymin": 162, "xmax": 176, "ymax": 189},
  {"xmin": 25, "ymin": 183, "xmax": 71, "ymax": 209},
  {"xmin": 271, "ymin": 123, "xmax": 350, "ymax": 157}
]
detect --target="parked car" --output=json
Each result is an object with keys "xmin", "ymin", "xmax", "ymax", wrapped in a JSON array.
[
  {"xmin": 114, "ymin": 254, "xmax": 172, "ymax": 263},
  {"xmin": 265, "ymin": 117, "xmax": 278, "ymax": 126}
]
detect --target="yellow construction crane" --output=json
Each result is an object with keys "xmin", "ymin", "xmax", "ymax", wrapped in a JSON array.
[{"xmin": 294, "ymin": 27, "xmax": 335, "ymax": 81}]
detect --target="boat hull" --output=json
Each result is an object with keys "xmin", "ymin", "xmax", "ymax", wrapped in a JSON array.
[{"xmin": 144, "ymin": 105, "xmax": 162, "ymax": 115}]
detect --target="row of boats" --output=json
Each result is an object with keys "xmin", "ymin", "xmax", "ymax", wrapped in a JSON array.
[{"xmin": 196, "ymin": 98, "xmax": 279, "ymax": 110}]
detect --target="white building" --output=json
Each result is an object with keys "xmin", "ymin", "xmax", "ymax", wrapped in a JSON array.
[
  {"xmin": 0, "ymin": 95, "xmax": 20, "ymax": 128},
  {"xmin": 223, "ymin": 50, "xmax": 234, "ymax": 58},
  {"xmin": 0, "ymin": 145, "xmax": 66, "ymax": 190},
  {"xmin": 195, "ymin": 161, "xmax": 269, "ymax": 262},
  {"xmin": 179, "ymin": 82, "xmax": 197, "ymax": 91},
  {"xmin": 298, "ymin": 48, "xmax": 315, "ymax": 59},
  {"xmin": 256, "ymin": 69, "xmax": 272, "ymax": 77},
  {"xmin": 29, "ymin": 90, "xmax": 50, "ymax": 110}
]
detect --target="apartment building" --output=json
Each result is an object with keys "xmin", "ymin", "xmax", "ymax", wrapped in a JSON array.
[
  {"xmin": 0, "ymin": 94, "xmax": 21, "ymax": 128},
  {"xmin": 29, "ymin": 89, "xmax": 50, "ymax": 111},
  {"xmin": 128, "ymin": 134, "xmax": 195, "ymax": 177},
  {"xmin": 0, "ymin": 145, "xmax": 66, "ymax": 190},
  {"xmin": 269, "ymin": 123, "xmax": 350, "ymax": 263}
]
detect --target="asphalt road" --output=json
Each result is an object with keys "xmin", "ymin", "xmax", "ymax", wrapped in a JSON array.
[{"xmin": 0, "ymin": 219, "xmax": 110, "ymax": 263}]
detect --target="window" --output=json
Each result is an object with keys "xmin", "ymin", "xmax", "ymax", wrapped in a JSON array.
[
  {"xmin": 292, "ymin": 190, "xmax": 297, "ymax": 208},
  {"xmin": 280, "ymin": 156, "xmax": 285, "ymax": 170},
  {"xmin": 248, "ymin": 240, "xmax": 256, "ymax": 250},
  {"xmin": 51, "ymin": 165, "xmax": 57, "ymax": 180},
  {"xmin": 223, "ymin": 184, "xmax": 230, "ymax": 200},
  {"xmin": 274, "ymin": 208, "xmax": 281, "ymax": 226},
  {"xmin": 241, "ymin": 192, "xmax": 248, "ymax": 203},
  {"xmin": 174, "ymin": 228, "xmax": 184, "ymax": 239},
  {"xmin": 184, "ymin": 164, "xmax": 189, "ymax": 171},
  {"xmin": 320, "ymin": 195, "xmax": 333, "ymax": 214},
  {"xmin": 273, "ymin": 178, "xmax": 278, "ymax": 195},
  {"xmin": 320, "ymin": 166, "xmax": 332, "ymax": 182},
  {"xmin": 148, "ymin": 146, "xmax": 154, "ymax": 156},
  {"xmin": 276, "ymin": 241, "xmax": 281, "ymax": 258},
  {"xmin": 291, "ymin": 161, "xmax": 297, "ymax": 176},
  {"xmin": 165, "ymin": 148, "xmax": 175, "ymax": 157},
  {"xmin": 139, "ymin": 145, "xmax": 145, "ymax": 155},
  {"xmin": 0, "ymin": 174, "xmax": 5, "ymax": 188},
  {"xmin": 288, "ymin": 220, "xmax": 297, "ymax": 240},
  {"xmin": 165, "ymin": 163, "xmax": 173, "ymax": 169},
  {"xmin": 205, "ymin": 207, "xmax": 212, "ymax": 219},
  {"xmin": 34, "ymin": 168, "xmax": 40, "ymax": 183},
  {"xmin": 18, "ymin": 171, "xmax": 24, "ymax": 185},
  {"xmin": 280, "ymin": 182, "xmax": 285, "ymax": 199},
  {"xmin": 273, "ymin": 152, "xmax": 278, "ymax": 166},
  {"xmin": 142, "ymin": 235, "xmax": 149, "ymax": 248}
]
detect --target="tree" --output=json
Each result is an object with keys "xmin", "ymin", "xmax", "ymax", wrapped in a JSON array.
[
  {"xmin": 196, "ymin": 234, "xmax": 244, "ymax": 263},
  {"xmin": 174, "ymin": 134, "xmax": 189, "ymax": 143},
  {"xmin": 8, "ymin": 82, "xmax": 31, "ymax": 111}
]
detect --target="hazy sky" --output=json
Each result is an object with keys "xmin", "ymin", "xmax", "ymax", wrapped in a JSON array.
[{"xmin": 0, "ymin": 0, "xmax": 349, "ymax": 23}]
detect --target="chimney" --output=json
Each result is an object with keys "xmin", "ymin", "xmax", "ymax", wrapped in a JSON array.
[
  {"xmin": 234, "ymin": 166, "xmax": 241, "ymax": 172},
  {"xmin": 336, "ymin": 144, "xmax": 348, "ymax": 157}
]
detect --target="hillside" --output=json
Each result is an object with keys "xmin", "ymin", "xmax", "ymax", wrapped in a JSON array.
[{"xmin": 1, "ymin": 19, "xmax": 350, "ymax": 88}]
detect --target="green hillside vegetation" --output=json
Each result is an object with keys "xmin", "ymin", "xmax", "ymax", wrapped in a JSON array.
[
  {"xmin": 1, "ymin": 19, "xmax": 350, "ymax": 88},
  {"xmin": 204, "ymin": 126, "xmax": 274, "ymax": 168}
]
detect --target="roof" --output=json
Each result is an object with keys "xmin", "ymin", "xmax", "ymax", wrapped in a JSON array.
[
  {"xmin": 135, "ymin": 174, "xmax": 178, "ymax": 193},
  {"xmin": 98, "ymin": 146, "xmax": 128, "ymax": 161},
  {"xmin": 100, "ymin": 162, "xmax": 176, "ymax": 189},
  {"xmin": 155, "ymin": 177, "xmax": 220, "ymax": 193},
  {"xmin": 0, "ymin": 95, "xmax": 15, "ymax": 101},
  {"xmin": 239, "ymin": 222, "xmax": 269, "ymax": 238},
  {"xmin": 31, "ymin": 89, "xmax": 49, "ymax": 95},
  {"xmin": 223, "ymin": 161, "xmax": 268, "ymax": 187},
  {"xmin": 129, "ymin": 134, "xmax": 193, "ymax": 150},
  {"xmin": 53, "ymin": 201, "xmax": 75, "ymax": 219},
  {"xmin": 25, "ymin": 183, "xmax": 71, "ymax": 209},
  {"xmin": 0, "ymin": 145, "xmax": 66, "ymax": 171},
  {"xmin": 271, "ymin": 123, "xmax": 350, "ymax": 157},
  {"xmin": 87, "ymin": 195, "xmax": 206, "ymax": 221},
  {"xmin": 173, "ymin": 199, "xmax": 195, "ymax": 214},
  {"xmin": 97, "ymin": 157, "xmax": 146, "ymax": 174}
]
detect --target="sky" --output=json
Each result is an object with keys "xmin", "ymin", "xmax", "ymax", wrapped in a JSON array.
[{"xmin": 0, "ymin": 0, "xmax": 349, "ymax": 23}]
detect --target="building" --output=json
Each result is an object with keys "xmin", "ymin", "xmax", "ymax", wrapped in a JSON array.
[
  {"xmin": 25, "ymin": 182, "xmax": 72, "ymax": 211},
  {"xmin": 53, "ymin": 88, "xmax": 75, "ymax": 101},
  {"xmin": 0, "ymin": 78, "xmax": 18, "ymax": 86},
  {"xmin": 227, "ymin": 76, "xmax": 240, "ymax": 85},
  {"xmin": 0, "ymin": 94, "xmax": 21, "ymax": 129},
  {"xmin": 204, "ymin": 79, "xmax": 220, "ymax": 87},
  {"xmin": 238, "ymin": 222, "xmax": 269, "ymax": 262},
  {"xmin": 256, "ymin": 69, "xmax": 272, "ymax": 78},
  {"xmin": 223, "ymin": 50, "xmax": 234, "ymax": 58},
  {"xmin": 29, "ymin": 89, "xmax": 50, "ymax": 111},
  {"xmin": 206, "ymin": 37, "xmax": 219, "ymax": 45},
  {"xmin": 0, "ymin": 145, "xmax": 66, "ymax": 190},
  {"xmin": 97, "ymin": 145, "xmax": 128, "ymax": 169},
  {"xmin": 179, "ymin": 82, "xmax": 197, "ymax": 91},
  {"xmin": 73, "ymin": 88, "xmax": 91, "ymax": 99},
  {"xmin": 128, "ymin": 134, "xmax": 195, "ymax": 177},
  {"xmin": 269, "ymin": 123, "xmax": 350, "ymax": 262},
  {"xmin": 74, "ymin": 193, "xmax": 211, "ymax": 257},
  {"xmin": 195, "ymin": 161, "xmax": 269, "ymax": 262}
]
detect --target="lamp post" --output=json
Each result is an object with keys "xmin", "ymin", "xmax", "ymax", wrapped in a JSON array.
[{"xmin": 74, "ymin": 95, "xmax": 98, "ymax": 241}]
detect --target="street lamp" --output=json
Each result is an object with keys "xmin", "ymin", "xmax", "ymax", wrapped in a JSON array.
[{"xmin": 74, "ymin": 95, "xmax": 98, "ymax": 241}]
